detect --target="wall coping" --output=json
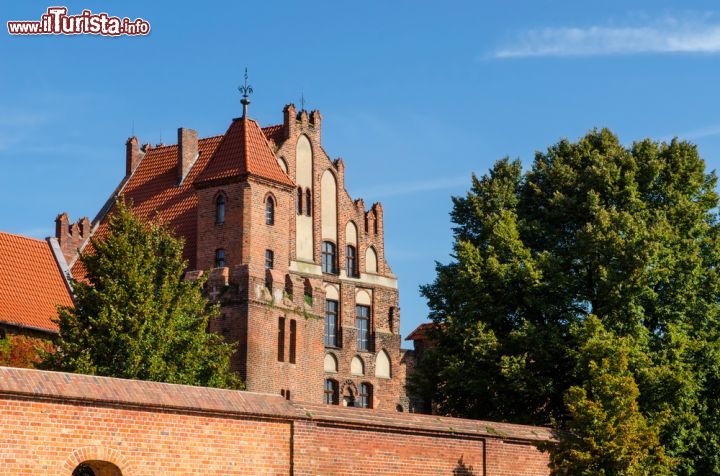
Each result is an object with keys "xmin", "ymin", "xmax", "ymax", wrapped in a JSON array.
[{"xmin": 0, "ymin": 366, "xmax": 554, "ymax": 443}]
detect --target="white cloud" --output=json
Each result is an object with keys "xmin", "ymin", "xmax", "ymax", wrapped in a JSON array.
[
  {"xmin": 490, "ymin": 15, "xmax": 720, "ymax": 58},
  {"xmin": 657, "ymin": 123, "xmax": 720, "ymax": 143},
  {"xmin": 0, "ymin": 112, "xmax": 50, "ymax": 127}
]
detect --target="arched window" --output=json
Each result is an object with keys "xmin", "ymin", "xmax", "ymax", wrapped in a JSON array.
[
  {"xmin": 358, "ymin": 383, "xmax": 372, "ymax": 408},
  {"xmin": 297, "ymin": 187, "xmax": 303, "ymax": 215},
  {"xmin": 346, "ymin": 245, "xmax": 357, "ymax": 277},
  {"xmin": 322, "ymin": 241, "xmax": 336, "ymax": 274},
  {"xmin": 305, "ymin": 188, "xmax": 312, "ymax": 216},
  {"xmin": 265, "ymin": 249, "xmax": 274, "ymax": 270},
  {"xmin": 388, "ymin": 307, "xmax": 395, "ymax": 333},
  {"xmin": 265, "ymin": 196, "xmax": 275, "ymax": 225},
  {"xmin": 215, "ymin": 194, "xmax": 226, "ymax": 224},
  {"xmin": 324, "ymin": 379, "xmax": 339, "ymax": 405},
  {"xmin": 215, "ymin": 249, "xmax": 225, "ymax": 268}
]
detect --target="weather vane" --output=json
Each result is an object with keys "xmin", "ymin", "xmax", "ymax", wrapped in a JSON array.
[
  {"xmin": 301, "ymin": 90, "xmax": 305, "ymax": 111},
  {"xmin": 238, "ymin": 67, "xmax": 253, "ymax": 117}
]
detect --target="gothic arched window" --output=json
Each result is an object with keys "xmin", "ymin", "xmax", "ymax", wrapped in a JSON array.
[
  {"xmin": 265, "ymin": 196, "xmax": 275, "ymax": 225},
  {"xmin": 215, "ymin": 194, "xmax": 226, "ymax": 224}
]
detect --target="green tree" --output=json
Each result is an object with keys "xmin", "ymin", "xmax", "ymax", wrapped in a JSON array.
[
  {"xmin": 550, "ymin": 316, "xmax": 672, "ymax": 475},
  {"xmin": 43, "ymin": 199, "xmax": 242, "ymax": 390},
  {"xmin": 413, "ymin": 129, "xmax": 720, "ymax": 473}
]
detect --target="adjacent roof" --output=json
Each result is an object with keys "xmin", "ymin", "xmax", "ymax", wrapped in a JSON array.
[
  {"xmin": 405, "ymin": 322, "xmax": 436, "ymax": 341},
  {"xmin": 0, "ymin": 232, "xmax": 72, "ymax": 332},
  {"xmin": 195, "ymin": 118, "xmax": 294, "ymax": 187},
  {"xmin": 261, "ymin": 124, "xmax": 285, "ymax": 146},
  {"xmin": 71, "ymin": 135, "xmax": 223, "ymax": 277},
  {"xmin": 71, "ymin": 121, "xmax": 291, "ymax": 277}
]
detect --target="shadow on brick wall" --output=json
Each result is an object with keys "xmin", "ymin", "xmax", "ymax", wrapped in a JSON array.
[{"xmin": 453, "ymin": 456, "xmax": 476, "ymax": 476}]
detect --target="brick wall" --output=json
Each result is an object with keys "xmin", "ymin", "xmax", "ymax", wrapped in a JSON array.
[{"xmin": 0, "ymin": 367, "xmax": 553, "ymax": 475}]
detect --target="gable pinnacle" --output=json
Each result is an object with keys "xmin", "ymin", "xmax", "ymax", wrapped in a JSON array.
[{"xmin": 238, "ymin": 67, "xmax": 253, "ymax": 118}]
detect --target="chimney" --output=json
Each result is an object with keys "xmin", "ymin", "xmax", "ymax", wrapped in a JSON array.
[
  {"xmin": 125, "ymin": 136, "xmax": 141, "ymax": 176},
  {"xmin": 178, "ymin": 128, "xmax": 198, "ymax": 184},
  {"xmin": 282, "ymin": 104, "xmax": 297, "ymax": 140}
]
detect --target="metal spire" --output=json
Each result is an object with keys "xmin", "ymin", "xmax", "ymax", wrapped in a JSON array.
[{"xmin": 238, "ymin": 67, "xmax": 253, "ymax": 118}]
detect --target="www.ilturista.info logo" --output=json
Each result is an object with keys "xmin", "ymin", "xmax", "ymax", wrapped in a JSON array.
[{"xmin": 7, "ymin": 7, "xmax": 150, "ymax": 36}]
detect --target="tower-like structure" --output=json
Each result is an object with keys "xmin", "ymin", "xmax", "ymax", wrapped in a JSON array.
[{"xmin": 60, "ymin": 94, "xmax": 412, "ymax": 411}]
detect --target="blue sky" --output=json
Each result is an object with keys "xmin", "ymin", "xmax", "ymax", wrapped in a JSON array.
[{"xmin": 3, "ymin": 1, "xmax": 720, "ymax": 340}]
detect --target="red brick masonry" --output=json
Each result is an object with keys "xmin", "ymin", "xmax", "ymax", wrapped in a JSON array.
[{"xmin": 0, "ymin": 367, "xmax": 553, "ymax": 475}]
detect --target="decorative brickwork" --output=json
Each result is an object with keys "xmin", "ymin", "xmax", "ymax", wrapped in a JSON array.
[
  {"xmin": 0, "ymin": 367, "xmax": 553, "ymax": 475},
  {"xmin": 65, "ymin": 103, "xmax": 410, "ymax": 410}
]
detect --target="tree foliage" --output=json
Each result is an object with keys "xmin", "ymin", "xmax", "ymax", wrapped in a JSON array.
[
  {"xmin": 0, "ymin": 333, "xmax": 53, "ymax": 368},
  {"xmin": 551, "ymin": 316, "xmax": 672, "ymax": 475},
  {"xmin": 413, "ymin": 129, "xmax": 720, "ymax": 474},
  {"xmin": 43, "ymin": 199, "xmax": 242, "ymax": 390}
]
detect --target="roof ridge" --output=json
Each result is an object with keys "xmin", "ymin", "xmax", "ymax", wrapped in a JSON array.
[
  {"xmin": 242, "ymin": 117, "xmax": 250, "ymax": 176},
  {"xmin": 143, "ymin": 134, "xmax": 224, "ymax": 152},
  {"xmin": 0, "ymin": 231, "xmax": 47, "ymax": 243},
  {"xmin": 249, "ymin": 119, "xmax": 292, "ymax": 182},
  {"xmin": 199, "ymin": 133, "xmax": 225, "ymax": 141}
]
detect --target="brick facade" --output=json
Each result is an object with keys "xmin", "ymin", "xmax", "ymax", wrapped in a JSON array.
[
  {"xmin": 0, "ymin": 367, "xmax": 552, "ymax": 475},
  {"xmin": 66, "ymin": 103, "xmax": 410, "ymax": 411}
]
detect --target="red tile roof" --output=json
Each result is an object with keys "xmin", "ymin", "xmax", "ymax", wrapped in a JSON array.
[
  {"xmin": 0, "ymin": 232, "xmax": 72, "ymax": 332},
  {"xmin": 261, "ymin": 124, "xmax": 285, "ymax": 146},
  {"xmin": 71, "ymin": 121, "xmax": 291, "ymax": 277},
  {"xmin": 405, "ymin": 322, "xmax": 437, "ymax": 341},
  {"xmin": 195, "ymin": 118, "xmax": 294, "ymax": 187},
  {"xmin": 71, "ymin": 135, "xmax": 223, "ymax": 276}
]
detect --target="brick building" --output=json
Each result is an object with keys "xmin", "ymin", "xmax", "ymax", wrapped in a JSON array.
[
  {"xmin": 0, "ymin": 231, "xmax": 72, "ymax": 367},
  {"xmin": 56, "ymin": 101, "xmax": 412, "ymax": 411}
]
